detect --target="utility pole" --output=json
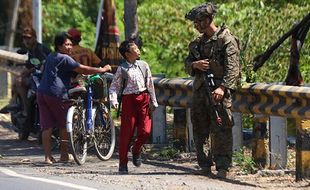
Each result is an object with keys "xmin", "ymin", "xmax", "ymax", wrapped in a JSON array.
[{"xmin": 32, "ymin": 0, "xmax": 42, "ymax": 43}]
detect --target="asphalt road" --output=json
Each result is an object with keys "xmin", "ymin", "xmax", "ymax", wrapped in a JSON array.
[{"xmin": 0, "ymin": 113, "xmax": 309, "ymax": 190}]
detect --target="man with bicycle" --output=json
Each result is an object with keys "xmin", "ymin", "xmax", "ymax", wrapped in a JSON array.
[{"xmin": 38, "ymin": 32, "xmax": 111, "ymax": 164}]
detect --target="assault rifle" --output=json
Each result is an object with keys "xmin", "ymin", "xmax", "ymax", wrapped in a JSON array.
[{"xmin": 204, "ymin": 69, "xmax": 223, "ymax": 128}]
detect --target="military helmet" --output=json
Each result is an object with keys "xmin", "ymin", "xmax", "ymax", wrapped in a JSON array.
[{"xmin": 185, "ymin": 2, "xmax": 217, "ymax": 21}]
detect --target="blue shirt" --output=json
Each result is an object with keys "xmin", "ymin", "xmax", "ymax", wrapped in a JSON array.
[{"xmin": 38, "ymin": 52, "xmax": 80, "ymax": 99}]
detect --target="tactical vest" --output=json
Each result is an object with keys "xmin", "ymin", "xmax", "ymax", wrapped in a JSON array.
[{"xmin": 190, "ymin": 26, "xmax": 241, "ymax": 82}]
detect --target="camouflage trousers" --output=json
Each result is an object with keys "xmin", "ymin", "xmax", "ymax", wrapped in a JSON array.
[{"xmin": 191, "ymin": 85, "xmax": 234, "ymax": 171}]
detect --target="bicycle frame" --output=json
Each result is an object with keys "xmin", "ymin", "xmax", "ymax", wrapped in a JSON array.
[
  {"xmin": 86, "ymin": 76, "xmax": 94, "ymax": 134},
  {"xmin": 66, "ymin": 73, "xmax": 116, "ymax": 165},
  {"xmin": 67, "ymin": 75, "xmax": 99, "ymax": 134}
]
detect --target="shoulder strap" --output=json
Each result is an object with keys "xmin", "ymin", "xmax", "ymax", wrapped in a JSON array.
[
  {"xmin": 137, "ymin": 61, "xmax": 148, "ymax": 87},
  {"xmin": 216, "ymin": 26, "xmax": 228, "ymax": 50},
  {"xmin": 120, "ymin": 61, "xmax": 129, "ymax": 79},
  {"xmin": 217, "ymin": 26, "xmax": 241, "ymax": 51},
  {"xmin": 119, "ymin": 61, "xmax": 129, "ymax": 95}
]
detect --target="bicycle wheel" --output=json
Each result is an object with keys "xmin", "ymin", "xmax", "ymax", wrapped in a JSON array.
[
  {"xmin": 67, "ymin": 106, "xmax": 87, "ymax": 165},
  {"xmin": 93, "ymin": 103, "xmax": 115, "ymax": 160}
]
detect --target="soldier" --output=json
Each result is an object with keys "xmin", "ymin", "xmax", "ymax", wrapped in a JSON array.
[{"xmin": 184, "ymin": 2, "xmax": 241, "ymax": 178}]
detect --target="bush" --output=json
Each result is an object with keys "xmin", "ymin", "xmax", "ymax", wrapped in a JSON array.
[{"xmin": 233, "ymin": 147, "xmax": 256, "ymax": 174}]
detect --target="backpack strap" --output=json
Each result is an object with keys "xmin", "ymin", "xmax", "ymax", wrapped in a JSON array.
[
  {"xmin": 119, "ymin": 61, "xmax": 129, "ymax": 95},
  {"xmin": 136, "ymin": 60, "xmax": 148, "ymax": 88}
]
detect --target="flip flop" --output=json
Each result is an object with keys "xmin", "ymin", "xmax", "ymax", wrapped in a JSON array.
[
  {"xmin": 44, "ymin": 160, "xmax": 53, "ymax": 165},
  {"xmin": 44, "ymin": 156, "xmax": 56, "ymax": 165},
  {"xmin": 59, "ymin": 154, "xmax": 75, "ymax": 163}
]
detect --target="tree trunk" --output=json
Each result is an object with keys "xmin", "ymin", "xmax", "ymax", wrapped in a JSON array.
[{"xmin": 124, "ymin": 0, "xmax": 142, "ymax": 47}]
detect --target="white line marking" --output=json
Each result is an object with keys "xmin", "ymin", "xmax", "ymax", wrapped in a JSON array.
[{"xmin": 0, "ymin": 167, "xmax": 98, "ymax": 190}]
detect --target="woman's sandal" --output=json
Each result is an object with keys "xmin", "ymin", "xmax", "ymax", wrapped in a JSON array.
[
  {"xmin": 59, "ymin": 154, "xmax": 74, "ymax": 163},
  {"xmin": 44, "ymin": 156, "xmax": 56, "ymax": 165}
]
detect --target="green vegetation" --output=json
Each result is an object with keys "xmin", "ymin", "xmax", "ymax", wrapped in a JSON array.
[
  {"xmin": 40, "ymin": 1, "xmax": 309, "ymax": 131},
  {"xmin": 151, "ymin": 145, "xmax": 180, "ymax": 160},
  {"xmin": 42, "ymin": 0, "xmax": 99, "ymax": 49},
  {"xmin": 233, "ymin": 147, "xmax": 256, "ymax": 174},
  {"xmin": 42, "ymin": 0, "xmax": 309, "ymax": 83},
  {"xmin": 138, "ymin": 0, "xmax": 310, "ymax": 81}
]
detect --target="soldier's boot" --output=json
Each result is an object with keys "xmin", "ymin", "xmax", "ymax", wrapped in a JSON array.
[
  {"xmin": 216, "ymin": 169, "xmax": 227, "ymax": 179},
  {"xmin": 201, "ymin": 167, "xmax": 212, "ymax": 175},
  {"xmin": 194, "ymin": 166, "xmax": 212, "ymax": 176}
]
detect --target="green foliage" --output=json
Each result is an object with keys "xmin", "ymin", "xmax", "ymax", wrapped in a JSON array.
[
  {"xmin": 138, "ymin": 0, "xmax": 202, "ymax": 77},
  {"xmin": 41, "ymin": 0, "xmax": 310, "ymax": 83},
  {"xmin": 233, "ymin": 147, "xmax": 256, "ymax": 174},
  {"xmin": 155, "ymin": 145, "xmax": 180, "ymax": 160},
  {"xmin": 137, "ymin": 0, "xmax": 310, "ymax": 82},
  {"xmin": 42, "ymin": 0, "xmax": 100, "ymax": 50}
]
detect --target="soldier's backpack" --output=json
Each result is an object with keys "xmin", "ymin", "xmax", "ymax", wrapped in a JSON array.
[{"xmin": 216, "ymin": 26, "xmax": 242, "ymax": 87}]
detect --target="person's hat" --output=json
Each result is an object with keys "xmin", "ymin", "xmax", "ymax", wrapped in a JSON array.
[
  {"xmin": 22, "ymin": 27, "xmax": 37, "ymax": 38},
  {"xmin": 67, "ymin": 27, "xmax": 81, "ymax": 42},
  {"xmin": 185, "ymin": 2, "xmax": 217, "ymax": 21}
]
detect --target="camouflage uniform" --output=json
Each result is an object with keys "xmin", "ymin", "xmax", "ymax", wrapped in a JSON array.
[{"xmin": 184, "ymin": 3, "xmax": 241, "ymax": 171}]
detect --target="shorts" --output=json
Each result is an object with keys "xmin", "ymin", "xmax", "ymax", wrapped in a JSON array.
[{"xmin": 37, "ymin": 92, "xmax": 70, "ymax": 130}]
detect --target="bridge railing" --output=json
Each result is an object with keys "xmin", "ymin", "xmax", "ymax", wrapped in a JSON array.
[{"xmin": 152, "ymin": 76, "xmax": 310, "ymax": 180}]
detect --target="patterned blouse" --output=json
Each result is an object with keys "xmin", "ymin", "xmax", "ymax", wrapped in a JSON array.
[{"xmin": 109, "ymin": 60, "xmax": 158, "ymax": 107}]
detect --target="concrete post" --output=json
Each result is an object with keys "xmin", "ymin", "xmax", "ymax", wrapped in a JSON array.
[
  {"xmin": 186, "ymin": 108, "xmax": 195, "ymax": 151},
  {"xmin": 269, "ymin": 116, "xmax": 287, "ymax": 169},
  {"xmin": 232, "ymin": 112, "xmax": 243, "ymax": 151},
  {"xmin": 151, "ymin": 105, "xmax": 166, "ymax": 144}
]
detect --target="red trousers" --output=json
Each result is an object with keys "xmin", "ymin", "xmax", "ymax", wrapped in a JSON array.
[{"xmin": 119, "ymin": 92, "xmax": 151, "ymax": 166}]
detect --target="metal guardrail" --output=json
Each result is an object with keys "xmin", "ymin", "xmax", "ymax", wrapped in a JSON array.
[
  {"xmin": 233, "ymin": 83, "xmax": 310, "ymax": 119},
  {"xmin": 153, "ymin": 76, "xmax": 310, "ymax": 119},
  {"xmin": 0, "ymin": 49, "xmax": 27, "ymax": 64},
  {"xmin": 0, "ymin": 49, "xmax": 27, "ymax": 76},
  {"xmin": 154, "ymin": 77, "xmax": 193, "ymax": 108}
]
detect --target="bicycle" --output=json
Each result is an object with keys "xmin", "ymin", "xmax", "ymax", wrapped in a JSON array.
[{"xmin": 66, "ymin": 73, "xmax": 115, "ymax": 165}]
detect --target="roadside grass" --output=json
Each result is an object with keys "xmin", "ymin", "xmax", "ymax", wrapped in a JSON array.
[{"xmin": 233, "ymin": 147, "xmax": 256, "ymax": 174}]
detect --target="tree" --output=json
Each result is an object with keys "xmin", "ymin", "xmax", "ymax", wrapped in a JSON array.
[{"xmin": 124, "ymin": 0, "xmax": 142, "ymax": 47}]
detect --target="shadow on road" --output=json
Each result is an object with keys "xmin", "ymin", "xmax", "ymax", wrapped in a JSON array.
[
  {"xmin": 0, "ymin": 138, "xmax": 42, "ymax": 157},
  {"xmin": 142, "ymin": 159, "xmax": 258, "ymax": 188}
]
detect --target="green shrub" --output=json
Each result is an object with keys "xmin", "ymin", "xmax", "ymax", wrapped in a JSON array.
[{"xmin": 233, "ymin": 147, "xmax": 256, "ymax": 174}]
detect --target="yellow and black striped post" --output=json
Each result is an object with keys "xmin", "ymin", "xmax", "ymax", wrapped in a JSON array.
[
  {"xmin": 252, "ymin": 115, "xmax": 269, "ymax": 168},
  {"xmin": 296, "ymin": 119, "xmax": 310, "ymax": 180}
]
